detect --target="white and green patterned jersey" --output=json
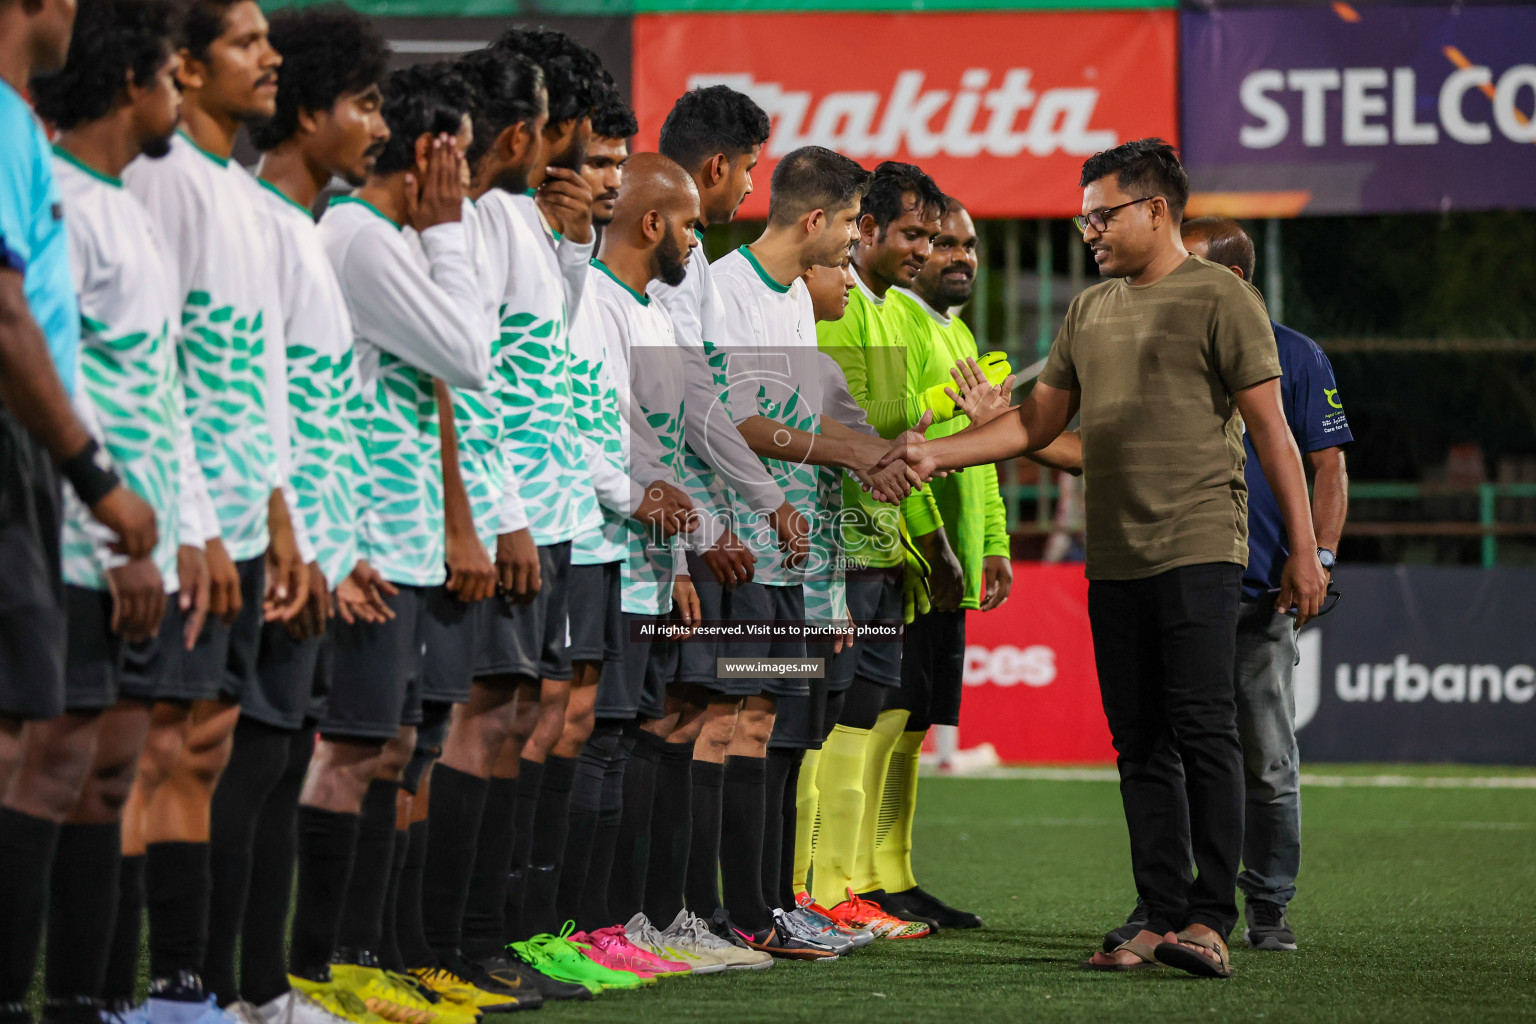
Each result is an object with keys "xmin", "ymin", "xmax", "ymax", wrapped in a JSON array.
[
  {"xmin": 710, "ymin": 246, "xmax": 825, "ymax": 587},
  {"xmin": 568, "ymin": 263, "xmax": 632, "ymax": 566},
  {"xmin": 55, "ymin": 149, "xmax": 210, "ymax": 592},
  {"xmin": 475, "ymin": 189, "xmax": 601, "ymax": 546},
  {"xmin": 124, "ymin": 132, "xmax": 288, "ymax": 562},
  {"xmin": 319, "ymin": 197, "xmax": 492, "ymax": 587},
  {"xmin": 803, "ymin": 352, "xmax": 877, "ymax": 625},
  {"xmin": 257, "ymin": 180, "xmax": 369, "ymax": 585},
  {"xmin": 651, "ymin": 232, "xmax": 784, "ymax": 551},
  {"xmin": 585, "ymin": 261, "xmax": 688, "ymax": 616},
  {"xmin": 406, "ymin": 198, "xmax": 506, "ymax": 552}
]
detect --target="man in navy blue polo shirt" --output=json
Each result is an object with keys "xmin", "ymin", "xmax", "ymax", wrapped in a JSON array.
[{"xmin": 1184, "ymin": 216, "xmax": 1352, "ymax": 952}]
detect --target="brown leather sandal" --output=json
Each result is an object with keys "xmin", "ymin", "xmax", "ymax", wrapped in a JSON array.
[
  {"xmin": 1080, "ymin": 936, "xmax": 1160, "ymax": 972},
  {"xmin": 1154, "ymin": 929, "xmax": 1234, "ymax": 979}
]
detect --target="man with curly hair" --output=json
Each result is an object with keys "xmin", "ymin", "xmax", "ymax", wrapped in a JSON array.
[{"xmin": 3, "ymin": 3, "xmax": 184, "ymax": 1023}]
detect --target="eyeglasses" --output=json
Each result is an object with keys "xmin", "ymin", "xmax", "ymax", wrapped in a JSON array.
[{"xmin": 1073, "ymin": 197, "xmax": 1155, "ymax": 234}]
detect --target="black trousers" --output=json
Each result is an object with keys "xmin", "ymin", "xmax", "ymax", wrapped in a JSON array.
[{"xmin": 1087, "ymin": 561, "xmax": 1244, "ymax": 938}]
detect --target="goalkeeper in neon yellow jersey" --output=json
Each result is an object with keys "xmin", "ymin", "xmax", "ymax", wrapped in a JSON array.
[{"xmin": 877, "ymin": 198, "xmax": 1081, "ymax": 930}]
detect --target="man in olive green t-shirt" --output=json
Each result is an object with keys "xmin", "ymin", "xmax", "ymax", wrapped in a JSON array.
[{"xmin": 881, "ymin": 138, "xmax": 1327, "ymax": 978}]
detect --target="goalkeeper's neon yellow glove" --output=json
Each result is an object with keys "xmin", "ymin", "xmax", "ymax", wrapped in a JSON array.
[{"xmin": 921, "ymin": 351, "xmax": 1014, "ymax": 422}]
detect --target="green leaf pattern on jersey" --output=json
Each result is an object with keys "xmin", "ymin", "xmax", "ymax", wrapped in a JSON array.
[
  {"xmin": 285, "ymin": 339, "xmax": 363, "ymax": 584},
  {"xmin": 62, "ymin": 314, "xmax": 181, "ymax": 589},
  {"xmin": 570, "ymin": 341, "xmax": 626, "ymax": 564},
  {"xmin": 451, "ymin": 331, "xmax": 505, "ymax": 553},
  {"xmin": 622, "ymin": 400, "xmax": 683, "ymax": 616},
  {"xmin": 498, "ymin": 306, "xmax": 600, "ymax": 546},
  {"xmin": 676, "ymin": 337, "xmax": 735, "ymax": 526},
  {"xmin": 354, "ymin": 350, "xmax": 444, "ymax": 585},
  {"xmin": 178, "ymin": 289, "xmax": 275, "ymax": 561},
  {"xmin": 736, "ymin": 382, "xmax": 820, "ymax": 585}
]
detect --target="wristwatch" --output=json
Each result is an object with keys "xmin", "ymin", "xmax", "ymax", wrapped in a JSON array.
[{"xmin": 1317, "ymin": 548, "xmax": 1336, "ymax": 570}]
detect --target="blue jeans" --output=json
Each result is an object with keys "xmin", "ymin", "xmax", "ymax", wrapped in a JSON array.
[{"xmin": 1233, "ymin": 597, "xmax": 1301, "ymax": 907}]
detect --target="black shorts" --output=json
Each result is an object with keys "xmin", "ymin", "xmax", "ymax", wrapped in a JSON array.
[
  {"xmin": 678, "ymin": 549, "xmax": 728, "ymax": 686},
  {"xmin": 898, "ymin": 609, "xmax": 966, "ymax": 729},
  {"xmin": 712, "ymin": 581, "xmax": 809, "ymax": 699},
  {"xmin": 769, "ymin": 639, "xmax": 838, "ymax": 751},
  {"xmin": 120, "ymin": 599, "xmax": 188, "ymax": 703},
  {"xmin": 641, "ymin": 633, "xmax": 677, "ymax": 721},
  {"xmin": 321, "ymin": 584, "xmax": 426, "ymax": 740},
  {"xmin": 594, "ymin": 611, "xmax": 653, "ymax": 720},
  {"xmin": 422, "ymin": 585, "xmax": 490, "ymax": 704},
  {"xmin": 64, "ymin": 585, "xmax": 123, "ymax": 713},
  {"xmin": 192, "ymin": 555, "xmax": 262, "ymax": 705},
  {"xmin": 566, "ymin": 560, "xmax": 621, "ymax": 664},
  {"xmin": 248, "ymin": 622, "xmax": 325, "ymax": 730},
  {"xmin": 478, "ymin": 541, "xmax": 572, "ymax": 683},
  {"xmin": 829, "ymin": 569, "xmax": 905, "ymax": 694},
  {"xmin": 0, "ymin": 406, "xmax": 65, "ymax": 721}
]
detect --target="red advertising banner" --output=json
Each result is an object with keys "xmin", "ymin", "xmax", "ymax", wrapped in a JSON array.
[
  {"xmin": 631, "ymin": 11, "xmax": 1178, "ymax": 219},
  {"xmin": 959, "ymin": 563, "xmax": 1114, "ymax": 764}
]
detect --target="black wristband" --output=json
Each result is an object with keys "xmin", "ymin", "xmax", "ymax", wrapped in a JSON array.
[{"xmin": 61, "ymin": 439, "xmax": 121, "ymax": 507}]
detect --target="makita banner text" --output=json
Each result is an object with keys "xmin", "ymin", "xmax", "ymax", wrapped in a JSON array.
[{"xmin": 631, "ymin": 11, "xmax": 1177, "ymax": 220}]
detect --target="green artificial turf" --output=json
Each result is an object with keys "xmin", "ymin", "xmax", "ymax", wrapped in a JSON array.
[{"xmin": 525, "ymin": 772, "xmax": 1536, "ymax": 1024}]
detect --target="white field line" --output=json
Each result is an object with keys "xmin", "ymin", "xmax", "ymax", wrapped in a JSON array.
[{"xmin": 919, "ymin": 765, "xmax": 1536, "ymax": 789}]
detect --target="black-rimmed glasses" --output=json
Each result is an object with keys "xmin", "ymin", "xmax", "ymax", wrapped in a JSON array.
[{"xmin": 1073, "ymin": 197, "xmax": 1155, "ymax": 234}]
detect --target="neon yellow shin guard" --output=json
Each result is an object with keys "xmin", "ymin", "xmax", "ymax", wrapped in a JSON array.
[
  {"xmin": 809, "ymin": 725, "xmax": 872, "ymax": 907},
  {"xmin": 852, "ymin": 708, "xmax": 910, "ymax": 894},
  {"xmin": 793, "ymin": 746, "xmax": 821, "ymax": 897},
  {"xmin": 874, "ymin": 729, "xmax": 925, "ymax": 894}
]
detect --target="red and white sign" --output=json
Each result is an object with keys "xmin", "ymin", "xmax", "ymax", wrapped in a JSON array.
[
  {"xmin": 631, "ymin": 11, "xmax": 1177, "ymax": 219},
  {"xmin": 959, "ymin": 562, "xmax": 1114, "ymax": 764}
]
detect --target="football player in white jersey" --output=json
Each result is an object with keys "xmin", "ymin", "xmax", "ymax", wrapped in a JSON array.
[
  {"xmin": 118, "ymin": 2, "xmax": 305, "ymax": 1018},
  {"xmin": 211, "ymin": 10, "xmax": 392, "ymax": 1024},
  {"xmin": 17, "ymin": 5, "xmax": 186, "ymax": 1022}
]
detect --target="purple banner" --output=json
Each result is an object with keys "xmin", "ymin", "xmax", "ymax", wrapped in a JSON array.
[{"xmin": 1180, "ymin": 4, "xmax": 1536, "ymax": 216}]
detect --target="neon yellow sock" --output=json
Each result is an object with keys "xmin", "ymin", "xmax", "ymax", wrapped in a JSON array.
[
  {"xmin": 874, "ymin": 729, "xmax": 925, "ymax": 893},
  {"xmin": 852, "ymin": 708, "xmax": 909, "ymax": 894},
  {"xmin": 808, "ymin": 725, "xmax": 870, "ymax": 908},
  {"xmin": 792, "ymin": 747, "xmax": 821, "ymax": 897}
]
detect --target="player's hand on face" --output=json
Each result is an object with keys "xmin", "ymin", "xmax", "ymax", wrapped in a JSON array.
[
  {"xmin": 91, "ymin": 484, "xmax": 158, "ymax": 560},
  {"xmin": 405, "ymin": 135, "xmax": 465, "ymax": 233},
  {"xmin": 445, "ymin": 529, "xmax": 497, "ymax": 604},
  {"xmin": 495, "ymin": 528, "xmax": 542, "ymax": 605},
  {"xmin": 768, "ymin": 501, "xmax": 810, "ymax": 572},
  {"xmin": 536, "ymin": 166, "xmax": 595, "ymax": 244},
  {"xmin": 980, "ymin": 554, "xmax": 1013, "ymax": 611},
  {"xmin": 177, "ymin": 544, "xmax": 209, "ymax": 650},
  {"xmin": 634, "ymin": 480, "xmax": 694, "ymax": 539},
  {"xmin": 1277, "ymin": 550, "xmax": 1328, "ymax": 626},
  {"xmin": 672, "ymin": 575, "xmax": 700, "ymax": 638},
  {"xmin": 106, "ymin": 556, "xmax": 166, "ymax": 644},
  {"xmin": 701, "ymin": 528, "xmax": 755, "ymax": 589},
  {"xmin": 335, "ymin": 558, "xmax": 397, "ymax": 625},
  {"xmin": 205, "ymin": 537, "xmax": 242, "ymax": 625}
]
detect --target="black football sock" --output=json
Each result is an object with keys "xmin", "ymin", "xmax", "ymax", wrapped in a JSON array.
[
  {"xmin": 206, "ymin": 717, "xmax": 290, "ymax": 1003},
  {"xmin": 719, "ymin": 755, "xmax": 771, "ymax": 932},
  {"xmin": 556, "ymin": 724, "xmax": 613, "ymax": 926},
  {"xmin": 571, "ymin": 722, "xmax": 626, "ymax": 931},
  {"xmin": 500, "ymin": 761, "xmax": 541, "ymax": 943},
  {"xmin": 420, "ymin": 765, "xmax": 487, "ymax": 960},
  {"xmin": 684, "ymin": 760, "xmax": 724, "ymax": 917},
  {"xmin": 289, "ymin": 806, "xmax": 359, "ymax": 980},
  {"xmin": 461, "ymin": 775, "xmax": 516, "ymax": 960},
  {"xmin": 379, "ymin": 828, "xmax": 410, "ymax": 971},
  {"xmin": 103, "ymin": 853, "xmax": 146, "ymax": 1007},
  {"xmin": 336, "ymin": 780, "xmax": 400, "ymax": 956},
  {"xmin": 241, "ymin": 728, "xmax": 313, "ymax": 1007},
  {"xmin": 144, "ymin": 840, "xmax": 211, "ymax": 981},
  {"xmin": 608, "ymin": 729, "xmax": 662, "ymax": 923},
  {"xmin": 397, "ymin": 820, "xmax": 432, "ymax": 968},
  {"xmin": 44, "ymin": 822, "xmax": 119, "ymax": 1002},
  {"xmin": 771, "ymin": 749, "xmax": 804, "ymax": 910},
  {"xmin": 642, "ymin": 741, "xmax": 693, "ymax": 927},
  {"xmin": 523, "ymin": 755, "xmax": 575, "ymax": 936},
  {"xmin": 0, "ymin": 809, "xmax": 61, "ymax": 1005}
]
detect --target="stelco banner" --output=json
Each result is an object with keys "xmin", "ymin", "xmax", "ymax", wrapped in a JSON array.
[
  {"xmin": 959, "ymin": 564, "xmax": 1536, "ymax": 765},
  {"xmin": 631, "ymin": 11, "xmax": 1178, "ymax": 219},
  {"xmin": 1181, "ymin": 4, "xmax": 1536, "ymax": 216}
]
